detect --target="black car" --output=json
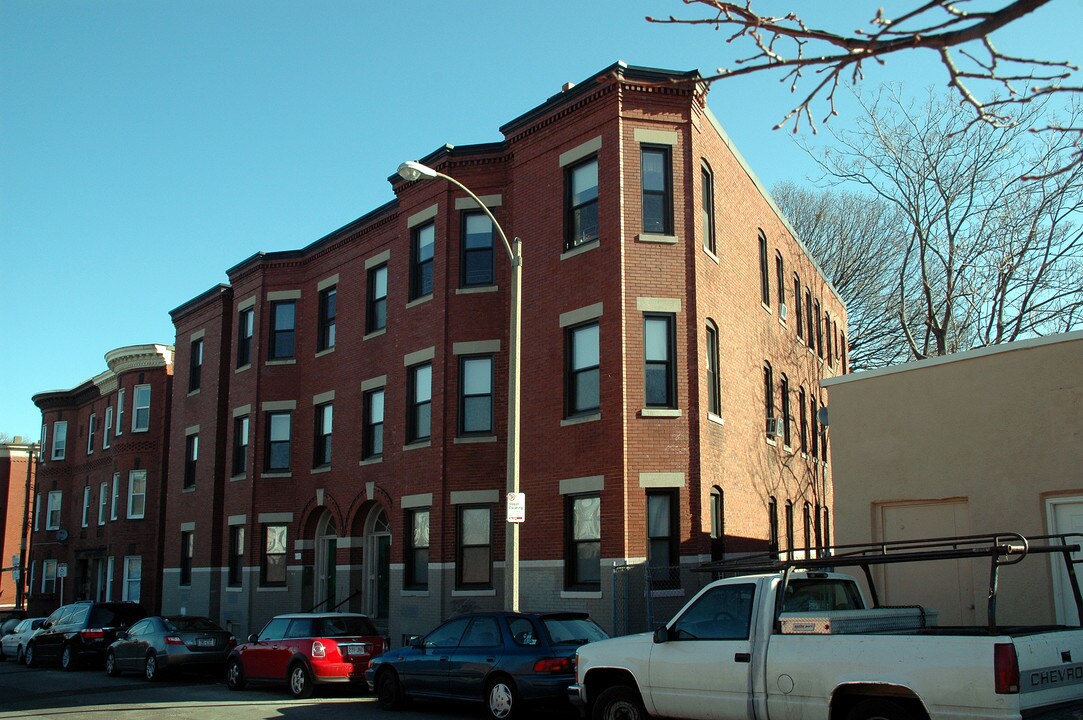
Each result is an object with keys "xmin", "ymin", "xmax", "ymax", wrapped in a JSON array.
[
  {"xmin": 26, "ymin": 601, "xmax": 147, "ymax": 670},
  {"xmin": 106, "ymin": 615, "xmax": 236, "ymax": 680},
  {"xmin": 366, "ymin": 611, "xmax": 609, "ymax": 720}
]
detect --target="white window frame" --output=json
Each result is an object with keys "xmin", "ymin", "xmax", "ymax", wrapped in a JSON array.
[
  {"xmin": 34, "ymin": 493, "xmax": 40, "ymax": 531},
  {"xmin": 51, "ymin": 421, "xmax": 67, "ymax": 460},
  {"xmin": 111, "ymin": 472, "xmax": 120, "ymax": 521},
  {"xmin": 82, "ymin": 486, "xmax": 90, "ymax": 527},
  {"xmin": 116, "ymin": 389, "xmax": 125, "ymax": 436},
  {"xmin": 103, "ymin": 406, "xmax": 113, "ymax": 449},
  {"xmin": 105, "ymin": 556, "xmax": 114, "ymax": 601},
  {"xmin": 127, "ymin": 470, "xmax": 146, "ymax": 519},
  {"xmin": 98, "ymin": 482, "xmax": 108, "ymax": 525},
  {"xmin": 122, "ymin": 556, "xmax": 141, "ymax": 602},
  {"xmin": 46, "ymin": 490, "xmax": 62, "ymax": 531},
  {"xmin": 87, "ymin": 413, "xmax": 96, "ymax": 455},
  {"xmin": 42, "ymin": 559, "xmax": 57, "ymax": 594},
  {"xmin": 132, "ymin": 385, "xmax": 151, "ymax": 433},
  {"xmin": 40, "ymin": 424, "xmax": 47, "ymax": 463}
]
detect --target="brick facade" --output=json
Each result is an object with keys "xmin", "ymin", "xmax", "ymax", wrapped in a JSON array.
[{"xmin": 0, "ymin": 441, "xmax": 36, "ymax": 609}]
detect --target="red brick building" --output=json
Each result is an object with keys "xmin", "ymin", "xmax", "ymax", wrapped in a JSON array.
[
  {"xmin": 0, "ymin": 439, "xmax": 36, "ymax": 610},
  {"xmin": 162, "ymin": 62, "xmax": 846, "ymax": 639},
  {"xmin": 29, "ymin": 345, "xmax": 173, "ymax": 615}
]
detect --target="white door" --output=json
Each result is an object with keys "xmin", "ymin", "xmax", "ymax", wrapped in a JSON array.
[{"xmin": 1048, "ymin": 498, "xmax": 1083, "ymax": 625}]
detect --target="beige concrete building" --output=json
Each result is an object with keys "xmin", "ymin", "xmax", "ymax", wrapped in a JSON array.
[{"xmin": 822, "ymin": 330, "xmax": 1083, "ymax": 627}]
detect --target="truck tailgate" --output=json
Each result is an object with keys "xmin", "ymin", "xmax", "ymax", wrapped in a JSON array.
[{"xmin": 1015, "ymin": 629, "xmax": 1083, "ymax": 711}]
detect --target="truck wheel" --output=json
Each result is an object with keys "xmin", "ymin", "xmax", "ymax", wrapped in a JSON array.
[
  {"xmin": 593, "ymin": 685, "xmax": 647, "ymax": 720},
  {"xmin": 845, "ymin": 698, "xmax": 912, "ymax": 720}
]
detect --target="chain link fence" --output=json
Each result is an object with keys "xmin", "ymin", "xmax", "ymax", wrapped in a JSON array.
[{"xmin": 610, "ymin": 562, "xmax": 714, "ymax": 636}]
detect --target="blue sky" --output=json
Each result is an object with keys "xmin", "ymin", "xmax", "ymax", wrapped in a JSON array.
[{"xmin": 2, "ymin": 0, "xmax": 1080, "ymax": 440}]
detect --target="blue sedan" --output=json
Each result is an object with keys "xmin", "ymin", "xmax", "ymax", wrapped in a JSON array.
[{"xmin": 366, "ymin": 611, "xmax": 608, "ymax": 720}]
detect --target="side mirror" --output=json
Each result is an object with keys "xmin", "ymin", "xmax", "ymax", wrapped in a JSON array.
[
  {"xmin": 42, "ymin": 620, "xmax": 53, "ymax": 630},
  {"xmin": 653, "ymin": 625, "xmax": 670, "ymax": 644},
  {"xmin": 247, "ymin": 633, "xmax": 259, "ymax": 643},
  {"xmin": 116, "ymin": 630, "xmax": 128, "ymax": 640},
  {"xmin": 409, "ymin": 635, "xmax": 423, "ymax": 649}
]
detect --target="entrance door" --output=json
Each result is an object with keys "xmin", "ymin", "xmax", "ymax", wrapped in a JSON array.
[
  {"xmin": 364, "ymin": 509, "xmax": 391, "ymax": 620},
  {"xmin": 1048, "ymin": 497, "xmax": 1083, "ymax": 625},
  {"xmin": 314, "ymin": 511, "xmax": 338, "ymax": 612}
]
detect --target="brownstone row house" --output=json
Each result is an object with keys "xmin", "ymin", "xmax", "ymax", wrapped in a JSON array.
[
  {"xmin": 26, "ymin": 63, "xmax": 846, "ymax": 638},
  {"xmin": 1, "ymin": 438, "xmax": 36, "ymax": 610}
]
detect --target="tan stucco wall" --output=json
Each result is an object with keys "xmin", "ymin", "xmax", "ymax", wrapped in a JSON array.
[{"xmin": 823, "ymin": 332, "xmax": 1083, "ymax": 626}]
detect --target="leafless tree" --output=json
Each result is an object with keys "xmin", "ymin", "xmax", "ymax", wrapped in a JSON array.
[
  {"xmin": 648, "ymin": 1, "xmax": 1081, "ymax": 175},
  {"xmin": 811, "ymin": 87, "xmax": 1083, "ymax": 360}
]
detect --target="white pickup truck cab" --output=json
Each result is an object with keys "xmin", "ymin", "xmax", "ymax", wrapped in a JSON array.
[{"xmin": 570, "ymin": 534, "xmax": 1083, "ymax": 720}]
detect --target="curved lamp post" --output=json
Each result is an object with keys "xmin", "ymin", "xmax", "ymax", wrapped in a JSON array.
[{"xmin": 397, "ymin": 161, "xmax": 523, "ymax": 612}]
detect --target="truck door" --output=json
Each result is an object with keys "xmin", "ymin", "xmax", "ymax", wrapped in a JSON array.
[{"xmin": 648, "ymin": 582, "xmax": 757, "ymax": 720}]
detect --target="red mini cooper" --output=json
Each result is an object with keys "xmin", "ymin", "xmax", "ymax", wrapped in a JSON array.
[{"xmin": 225, "ymin": 612, "xmax": 387, "ymax": 698}]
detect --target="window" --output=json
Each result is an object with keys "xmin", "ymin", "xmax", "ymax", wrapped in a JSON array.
[
  {"xmin": 103, "ymin": 407, "xmax": 113, "ymax": 449},
  {"xmin": 814, "ymin": 299, "xmax": 823, "ymax": 359},
  {"xmin": 116, "ymin": 389, "xmax": 125, "ymax": 436},
  {"xmin": 363, "ymin": 389, "xmax": 384, "ymax": 459},
  {"xmin": 566, "ymin": 322, "xmax": 600, "ymax": 417},
  {"xmin": 39, "ymin": 424, "xmax": 46, "ymax": 463},
  {"xmin": 367, "ymin": 264, "xmax": 388, "ymax": 333},
  {"xmin": 775, "ymin": 252, "xmax": 786, "ymax": 308},
  {"xmin": 459, "ymin": 356, "xmax": 493, "ymax": 435},
  {"xmin": 262, "ymin": 524, "xmax": 288, "ymax": 585},
  {"xmin": 269, "ymin": 301, "xmax": 296, "ymax": 360},
  {"xmin": 133, "ymin": 384, "xmax": 151, "ymax": 432},
  {"xmin": 565, "ymin": 156, "xmax": 599, "ymax": 249},
  {"xmin": 794, "ymin": 274, "xmax": 804, "ymax": 339},
  {"xmin": 127, "ymin": 470, "xmax": 146, "ymax": 519},
  {"xmin": 98, "ymin": 482, "xmax": 107, "ymax": 525},
  {"xmin": 46, "ymin": 491, "xmax": 62, "ymax": 530},
  {"xmin": 841, "ymin": 332, "xmax": 848, "ymax": 374},
  {"xmin": 457, "ymin": 505, "xmax": 491, "ymax": 588},
  {"xmin": 106, "ymin": 556, "xmax": 114, "ymax": 600},
  {"xmin": 670, "ymin": 583, "xmax": 755, "ymax": 641},
  {"xmin": 408, "ymin": 363, "xmax": 432, "ymax": 443},
  {"xmin": 51, "ymin": 421, "xmax": 67, "ymax": 460},
  {"xmin": 232, "ymin": 415, "xmax": 249, "ymax": 476},
  {"xmin": 317, "ymin": 286, "xmax": 336, "ymax": 352},
  {"xmin": 706, "ymin": 321, "xmax": 721, "ymax": 416},
  {"xmin": 759, "ymin": 233, "xmax": 770, "ymax": 306},
  {"xmin": 821, "ymin": 414, "xmax": 829, "ymax": 464},
  {"xmin": 180, "ymin": 531, "xmax": 194, "ymax": 586},
  {"xmin": 237, "ymin": 307, "xmax": 254, "ymax": 367},
  {"xmin": 823, "ymin": 507, "xmax": 831, "ymax": 548},
  {"xmin": 410, "ymin": 222, "xmax": 435, "ymax": 299},
  {"xmin": 810, "ymin": 396, "xmax": 819, "ymax": 459},
  {"xmin": 81, "ymin": 486, "xmax": 90, "ymax": 528},
  {"xmin": 42, "ymin": 559, "xmax": 57, "ymax": 594},
  {"xmin": 825, "ymin": 310, "xmax": 833, "ymax": 365},
  {"xmin": 189, "ymin": 338, "xmax": 203, "ymax": 392},
  {"xmin": 780, "ymin": 374, "xmax": 792, "ymax": 447},
  {"xmin": 86, "ymin": 413, "xmax": 96, "ymax": 455},
  {"xmin": 266, "ymin": 412, "xmax": 292, "ymax": 471},
  {"xmin": 229, "ymin": 525, "xmax": 245, "ymax": 586},
  {"xmin": 803, "ymin": 503, "xmax": 813, "ymax": 553},
  {"xmin": 184, "ymin": 434, "xmax": 198, "ymax": 489},
  {"xmin": 710, "ymin": 487, "xmax": 725, "ymax": 561},
  {"xmin": 785, "ymin": 501, "xmax": 795, "ymax": 551},
  {"xmin": 763, "ymin": 362, "xmax": 774, "ymax": 437},
  {"xmin": 406, "ymin": 509, "xmax": 429, "ymax": 589},
  {"xmin": 123, "ymin": 556, "xmax": 141, "ymax": 602},
  {"xmin": 565, "ymin": 494, "xmax": 600, "ymax": 590},
  {"xmin": 647, "ymin": 491, "xmax": 679, "ymax": 586},
  {"xmin": 644, "ymin": 314, "xmax": 676, "ymax": 408},
  {"xmin": 701, "ymin": 161, "xmax": 715, "ymax": 253},
  {"xmin": 641, "ymin": 145, "xmax": 673, "ymax": 234},
  {"xmin": 111, "ymin": 472, "xmax": 120, "ymax": 520},
  {"xmin": 313, "ymin": 403, "xmax": 333, "ymax": 467},
  {"xmin": 461, "ymin": 212, "xmax": 494, "ymax": 287},
  {"xmin": 805, "ymin": 289, "xmax": 814, "ymax": 350},
  {"xmin": 799, "ymin": 386, "xmax": 808, "ymax": 454},
  {"xmin": 34, "ymin": 492, "xmax": 39, "ymax": 531},
  {"xmin": 768, "ymin": 496, "xmax": 779, "ymax": 554}
]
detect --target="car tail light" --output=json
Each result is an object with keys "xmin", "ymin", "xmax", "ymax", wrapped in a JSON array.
[
  {"xmin": 80, "ymin": 628, "xmax": 106, "ymax": 640},
  {"xmin": 994, "ymin": 642, "xmax": 1020, "ymax": 694},
  {"xmin": 228, "ymin": 636, "xmax": 237, "ymax": 648},
  {"xmin": 534, "ymin": 657, "xmax": 572, "ymax": 674},
  {"xmin": 164, "ymin": 636, "xmax": 185, "ymax": 645},
  {"xmin": 312, "ymin": 640, "xmax": 326, "ymax": 658}
]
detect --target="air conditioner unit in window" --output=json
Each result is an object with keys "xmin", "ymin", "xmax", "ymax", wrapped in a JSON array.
[
  {"xmin": 779, "ymin": 303, "xmax": 788, "ymax": 321},
  {"xmin": 767, "ymin": 417, "xmax": 784, "ymax": 438}
]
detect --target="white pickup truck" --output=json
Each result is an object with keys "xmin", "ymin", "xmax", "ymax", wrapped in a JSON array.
[{"xmin": 569, "ymin": 533, "xmax": 1083, "ymax": 720}]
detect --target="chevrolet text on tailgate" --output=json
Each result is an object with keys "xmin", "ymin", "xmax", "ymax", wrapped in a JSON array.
[{"xmin": 570, "ymin": 532, "xmax": 1083, "ymax": 720}]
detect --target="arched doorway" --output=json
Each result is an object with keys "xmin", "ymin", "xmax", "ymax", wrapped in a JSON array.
[
  {"xmin": 363, "ymin": 508, "xmax": 391, "ymax": 621},
  {"xmin": 314, "ymin": 510, "xmax": 338, "ymax": 612}
]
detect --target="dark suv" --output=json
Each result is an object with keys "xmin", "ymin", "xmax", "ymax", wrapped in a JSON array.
[{"xmin": 26, "ymin": 601, "xmax": 147, "ymax": 670}]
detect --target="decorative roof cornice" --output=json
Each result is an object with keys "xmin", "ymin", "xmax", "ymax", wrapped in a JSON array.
[{"xmin": 104, "ymin": 344, "xmax": 174, "ymax": 375}]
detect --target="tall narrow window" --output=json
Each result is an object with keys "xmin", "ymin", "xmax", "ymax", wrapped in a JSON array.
[
  {"xmin": 237, "ymin": 307, "xmax": 254, "ymax": 367},
  {"xmin": 841, "ymin": 332, "xmax": 848, "ymax": 373},
  {"xmin": 266, "ymin": 412, "xmax": 292, "ymax": 471},
  {"xmin": 184, "ymin": 434, "xmax": 198, "ymax": 489},
  {"xmin": 565, "ymin": 494, "xmax": 601, "ymax": 590},
  {"xmin": 363, "ymin": 389, "xmax": 384, "ymax": 459},
  {"xmin": 111, "ymin": 472, "xmax": 120, "ymax": 520},
  {"xmin": 775, "ymin": 252, "xmax": 786, "ymax": 309},
  {"xmin": 318, "ymin": 286, "xmax": 336, "ymax": 352},
  {"xmin": 825, "ymin": 310, "xmax": 833, "ymax": 365},
  {"xmin": 123, "ymin": 556, "xmax": 142, "ymax": 602},
  {"xmin": 262, "ymin": 524, "xmax": 288, "ymax": 586},
  {"xmin": 833, "ymin": 319, "xmax": 840, "ymax": 367},
  {"xmin": 565, "ymin": 156, "xmax": 599, "ymax": 249},
  {"xmin": 763, "ymin": 362, "xmax": 774, "ymax": 437},
  {"xmin": 51, "ymin": 421, "xmax": 67, "ymax": 460},
  {"xmin": 314, "ymin": 403, "xmax": 333, "ymax": 467},
  {"xmin": 701, "ymin": 161, "xmax": 715, "ymax": 253},
  {"xmin": 406, "ymin": 509, "xmax": 429, "ymax": 589},
  {"xmin": 189, "ymin": 338, "xmax": 203, "ymax": 392},
  {"xmin": 42, "ymin": 560, "xmax": 57, "ymax": 594},
  {"xmin": 116, "ymin": 389, "xmax": 125, "ymax": 436},
  {"xmin": 232, "ymin": 415, "xmax": 249, "ymax": 476},
  {"xmin": 269, "ymin": 301, "xmax": 296, "ymax": 360},
  {"xmin": 710, "ymin": 487, "xmax": 725, "ymax": 561},
  {"xmin": 768, "ymin": 496, "xmax": 779, "ymax": 554},
  {"xmin": 127, "ymin": 470, "xmax": 146, "ymax": 519},
  {"xmin": 799, "ymin": 386, "xmax": 808, "ymax": 454},
  {"xmin": 780, "ymin": 374, "xmax": 792, "ymax": 447},
  {"xmin": 794, "ymin": 274, "xmax": 803, "ymax": 339},
  {"xmin": 706, "ymin": 321, "xmax": 721, "ymax": 416},
  {"xmin": 461, "ymin": 212, "xmax": 494, "ymax": 287},
  {"xmin": 86, "ymin": 413, "xmax": 96, "ymax": 455},
  {"xmin": 367, "ymin": 264, "xmax": 388, "ymax": 333},
  {"xmin": 644, "ymin": 314, "xmax": 676, "ymax": 408},
  {"xmin": 805, "ymin": 289, "xmax": 814, "ymax": 350},
  {"xmin": 566, "ymin": 322, "xmax": 600, "ymax": 417},
  {"xmin": 180, "ymin": 531, "xmax": 194, "ymax": 586},
  {"xmin": 759, "ymin": 233, "xmax": 770, "ymax": 307},
  {"xmin": 647, "ymin": 491, "xmax": 679, "ymax": 586},
  {"xmin": 641, "ymin": 145, "xmax": 673, "ymax": 234},
  {"xmin": 408, "ymin": 363, "xmax": 432, "ymax": 443},
  {"xmin": 411, "ymin": 222, "xmax": 435, "ymax": 299},
  {"xmin": 785, "ymin": 501, "xmax": 795, "ymax": 552},
  {"xmin": 803, "ymin": 503, "xmax": 813, "ymax": 553},
  {"xmin": 810, "ymin": 396, "xmax": 819, "ymax": 459},
  {"xmin": 457, "ymin": 505, "xmax": 491, "ymax": 588},
  {"xmin": 814, "ymin": 299, "xmax": 823, "ymax": 359},
  {"xmin": 459, "ymin": 356, "xmax": 493, "ymax": 435},
  {"xmin": 81, "ymin": 486, "xmax": 91, "ymax": 528},
  {"xmin": 103, "ymin": 407, "xmax": 113, "ymax": 449},
  {"xmin": 132, "ymin": 385, "xmax": 151, "ymax": 432},
  {"xmin": 229, "ymin": 525, "xmax": 245, "ymax": 586},
  {"xmin": 98, "ymin": 482, "xmax": 108, "ymax": 525}
]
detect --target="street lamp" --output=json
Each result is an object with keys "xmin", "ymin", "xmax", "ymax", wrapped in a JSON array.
[{"xmin": 397, "ymin": 161, "xmax": 523, "ymax": 612}]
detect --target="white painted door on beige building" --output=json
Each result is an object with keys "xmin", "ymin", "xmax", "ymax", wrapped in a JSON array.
[{"xmin": 1047, "ymin": 497, "xmax": 1083, "ymax": 625}]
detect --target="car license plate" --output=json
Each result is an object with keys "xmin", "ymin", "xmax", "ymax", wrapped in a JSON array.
[
  {"xmin": 342, "ymin": 643, "xmax": 365, "ymax": 656},
  {"xmin": 196, "ymin": 638, "xmax": 216, "ymax": 647}
]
